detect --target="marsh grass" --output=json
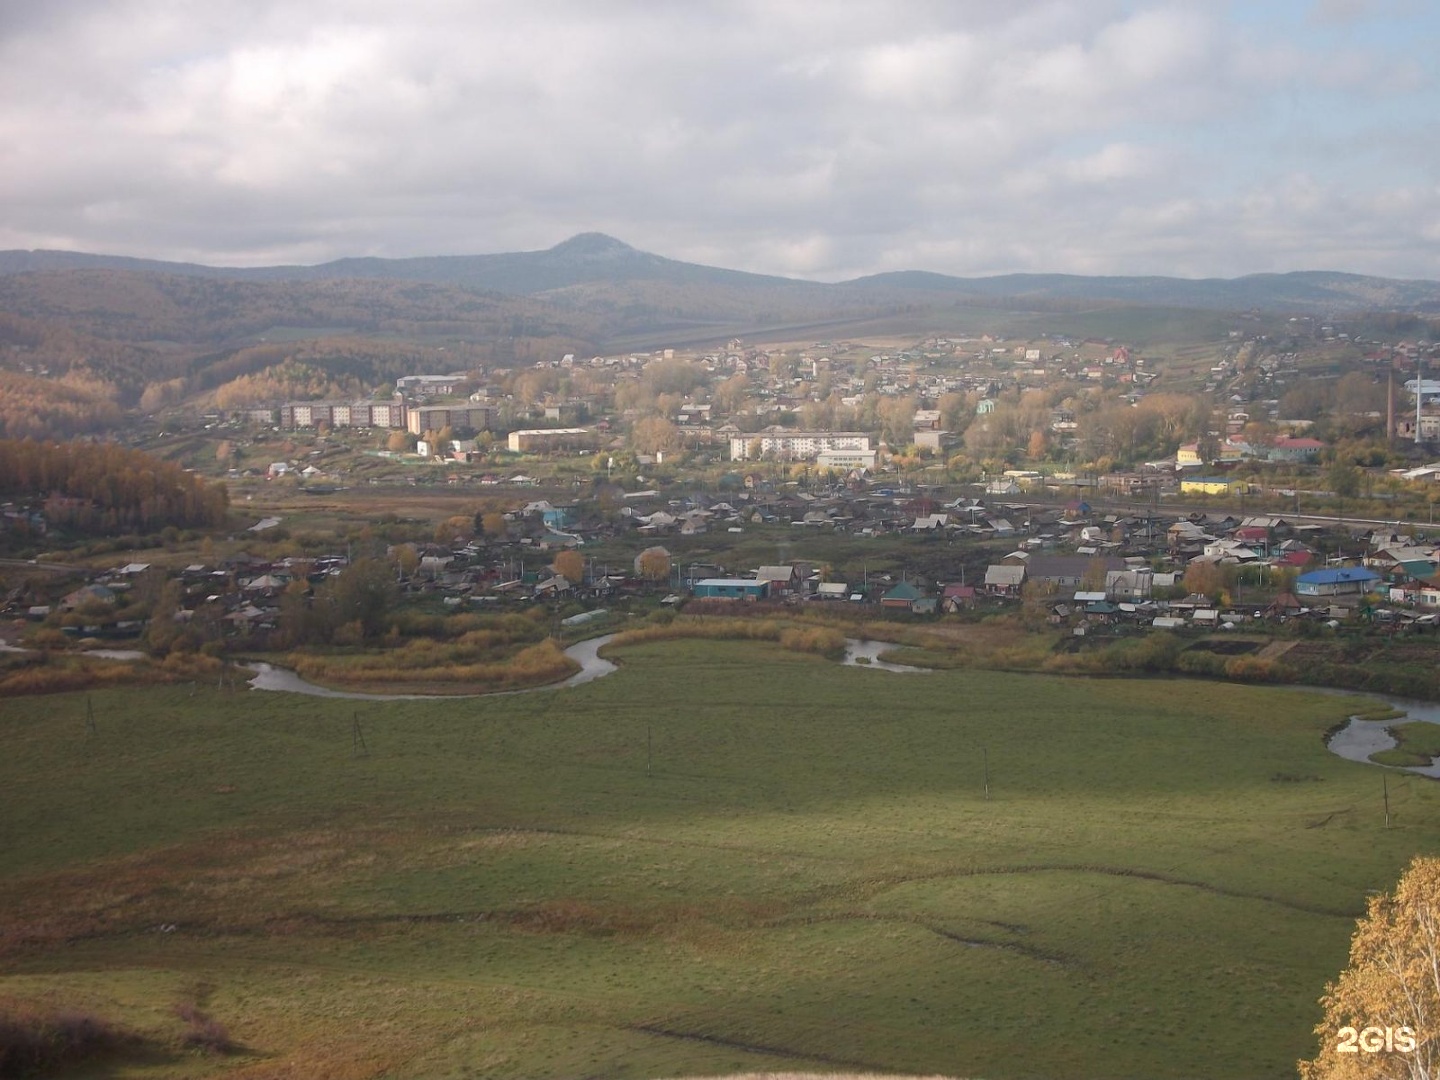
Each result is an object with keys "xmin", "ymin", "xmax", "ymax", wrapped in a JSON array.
[
  {"xmin": 608, "ymin": 616, "xmax": 847, "ymax": 659},
  {"xmin": 288, "ymin": 636, "xmax": 578, "ymax": 691}
]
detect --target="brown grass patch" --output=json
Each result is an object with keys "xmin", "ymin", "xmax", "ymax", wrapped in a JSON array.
[{"xmin": 290, "ymin": 638, "xmax": 578, "ymax": 692}]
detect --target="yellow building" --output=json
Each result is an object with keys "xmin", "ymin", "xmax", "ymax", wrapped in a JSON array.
[{"xmin": 1180, "ymin": 477, "xmax": 1236, "ymax": 496}]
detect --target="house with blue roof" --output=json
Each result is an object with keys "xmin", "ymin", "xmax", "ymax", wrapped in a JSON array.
[{"xmin": 1295, "ymin": 567, "xmax": 1381, "ymax": 598}]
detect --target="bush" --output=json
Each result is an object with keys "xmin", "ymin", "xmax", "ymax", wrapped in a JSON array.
[
  {"xmin": 0, "ymin": 1003, "xmax": 130, "ymax": 1076},
  {"xmin": 173, "ymin": 1001, "xmax": 235, "ymax": 1056},
  {"xmin": 777, "ymin": 626, "xmax": 847, "ymax": 659}
]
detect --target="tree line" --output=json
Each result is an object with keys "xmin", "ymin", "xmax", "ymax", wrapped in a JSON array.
[
  {"xmin": 0, "ymin": 439, "xmax": 229, "ymax": 533},
  {"xmin": 0, "ymin": 371, "xmax": 125, "ymax": 440}
]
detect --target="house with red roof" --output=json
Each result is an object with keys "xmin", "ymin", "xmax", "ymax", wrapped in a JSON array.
[{"xmin": 1267, "ymin": 437, "xmax": 1325, "ymax": 463}]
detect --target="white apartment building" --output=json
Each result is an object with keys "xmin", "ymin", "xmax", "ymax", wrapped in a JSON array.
[{"xmin": 728, "ymin": 429, "xmax": 872, "ymax": 462}]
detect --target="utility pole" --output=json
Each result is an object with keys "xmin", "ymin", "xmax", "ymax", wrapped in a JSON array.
[{"xmin": 1417, "ymin": 354, "xmax": 1424, "ymax": 446}]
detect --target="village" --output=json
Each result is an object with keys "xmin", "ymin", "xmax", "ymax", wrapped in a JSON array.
[
  {"xmin": 9, "ymin": 473, "xmax": 1440, "ymax": 656},
  {"xmin": 8, "ymin": 314, "xmax": 1440, "ymax": 660}
]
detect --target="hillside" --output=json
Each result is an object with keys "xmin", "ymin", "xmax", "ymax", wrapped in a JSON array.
[
  {"xmin": 0, "ymin": 235, "xmax": 1436, "ymax": 426},
  {"xmin": 847, "ymin": 268, "xmax": 1440, "ymax": 314},
  {"xmin": 2, "ymin": 234, "xmax": 1437, "ymax": 322}
]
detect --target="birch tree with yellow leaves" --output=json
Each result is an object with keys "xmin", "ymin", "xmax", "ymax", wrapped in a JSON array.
[{"xmin": 1300, "ymin": 855, "xmax": 1438, "ymax": 1080}]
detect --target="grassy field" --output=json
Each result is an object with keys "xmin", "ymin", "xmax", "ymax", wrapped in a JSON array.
[{"xmin": 2, "ymin": 639, "xmax": 1438, "ymax": 1079}]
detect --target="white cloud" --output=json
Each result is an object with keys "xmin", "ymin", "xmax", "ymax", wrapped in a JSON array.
[{"xmin": 0, "ymin": 0, "xmax": 1436, "ymax": 279}]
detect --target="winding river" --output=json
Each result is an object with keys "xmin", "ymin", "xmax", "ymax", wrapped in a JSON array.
[
  {"xmin": 841, "ymin": 638, "xmax": 930, "ymax": 673},
  {"xmin": 1326, "ymin": 697, "xmax": 1440, "ymax": 778},
  {"xmin": 245, "ymin": 633, "xmax": 619, "ymax": 700},
  {"xmin": 8, "ymin": 628, "xmax": 1431, "ymax": 776},
  {"xmin": 245, "ymin": 634, "xmax": 924, "ymax": 700}
]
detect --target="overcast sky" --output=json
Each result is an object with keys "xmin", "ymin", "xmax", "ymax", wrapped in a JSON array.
[{"xmin": 1, "ymin": 0, "xmax": 1437, "ymax": 281}]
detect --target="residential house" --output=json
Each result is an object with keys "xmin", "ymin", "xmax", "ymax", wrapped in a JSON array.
[
  {"xmin": 692, "ymin": 577, "xmax": 769, "ymax": 600},
  {"xmin": 1295, "ymin": 567, "xmax": 1382, "ymax": 598},
  {"xmin": 983, "ymin": 564, "xmax": 1027, "ymax": 596},
  {"xmin": 1026, "ymin": 555, "xmax": 1127, "ymax": 590},
  {"xmin": 880, "ymin": 580, "xmax": 927, "ymax": 610},
  {"xmin": 755, "ymin": 565, "xmax": 802, "ymax": 597},
  {"xmin": 1264, "ymin": 592, "xmax": 1305, "ymax": 618},
  {"xmin": 911, "ymin": 513, "xmax": 950, "ymax": 532},
  {"xmin": 1104, "ymin": 569, "xmax": 1154, "ymax": 602},
  {"xmin": 1267, "ymin": 437, "xmax": 1325, "ymax": 463},
  {"xmin": 941, "ymin": 584, "xmax": 977, "ymax": 611}
]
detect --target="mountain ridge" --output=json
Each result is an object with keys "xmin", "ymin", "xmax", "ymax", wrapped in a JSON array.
[{"xmin": 1, "ymin": 234, "xmax": 1437, "ymax": 314}]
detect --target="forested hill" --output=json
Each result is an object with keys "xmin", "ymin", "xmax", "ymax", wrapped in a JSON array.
[
  {"xmin": 0, "ymin": 439, "xmax": 229, "ymax": 534},
  {"xmin": 2, "ymin": 234, "xmax": 1437, "ymax": 315}
]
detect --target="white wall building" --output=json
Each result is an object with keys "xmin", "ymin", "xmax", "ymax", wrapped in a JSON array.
[{"xmin": 729, "ymin": 429, "xmax": 872, "ymax": 462}]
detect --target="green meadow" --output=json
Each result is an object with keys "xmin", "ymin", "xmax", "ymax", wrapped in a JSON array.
[{"xmin": 2, "ymin": 639, "xmax": 1438, "ymax": 1080}]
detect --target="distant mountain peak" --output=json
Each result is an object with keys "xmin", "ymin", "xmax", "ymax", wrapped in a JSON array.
[{"xmin": 547, "ymin": 233, "xmax": 636, "ymax": 257}]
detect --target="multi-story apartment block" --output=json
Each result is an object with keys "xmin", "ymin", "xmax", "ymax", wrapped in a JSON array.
[
  {"xmin": 396, "ymin": 373, "xmax": 470, "ymax": 396},
  {"xmin": 406, "ymin": 404, "xmax": 493, "ymax": 436},
  {"xmin": 728, "ymin": 429, "xmax": 872, "ymax": 462},
  {"xmin": 280, "ymin": 401, "xmax": 408, "ymax": 430}
]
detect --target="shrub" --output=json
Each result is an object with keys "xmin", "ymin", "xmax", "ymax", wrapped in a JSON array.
[
  {"xmin": 0, "ymin": 1003, "xmax": 130, "ymax": 1076},
  {"xmin": 777, "ymin": 626, "xmax": 847, "ymax": 659},
  {"xmin": 1175, "ymin": 651, "xmax": 1227, "ymax": 677},
  {"xmin": 1223, "ymin": 656, "xmax": 1295, "ymax": 683},
  {"xmin": 173, "ymin": 1001, "xmax": 235, "ymax": 1056}
]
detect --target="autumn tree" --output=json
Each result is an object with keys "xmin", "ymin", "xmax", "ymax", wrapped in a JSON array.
[
  {"xmin": 481, "ymin": 512, "xmax": 508, "ymax": 540},
  {"xmin": 393, "ymin": 544, "xmax": 420, "ymax": 578},
  {"xmin": 553, "ymin": 549, "xmax": 585, "ymax": 584},
  {"xmin": 938, "ymin": 391, "xmax": 971, "ymax": 436},
  {"xmin": 635, "ymin": 546, "xmax": 671, "ymax": 583},
  {"xmin": 1330, "ymin": 460, "xmax": 1362, "ymax": 502},
  {"xmin": 1081, "ymin": 557, "xmax": 1110, "ymax": 592},
  {"xmin": 1019, "ymin": 577, "xmax": 1058, "ymax": 628},
  {"xmin": 1334, "ymin": 372, "xmax": 1388, "ymax": 421},
  {"xmin": 965, "ymin": 404, "xmax": 1021, "ymax": 458},
  {"xmin": 277, "ymin": 579, "xmax": 317, "ymax": 648},
  {"xmin": 1299, "ymin": 855, "xmax": 1439, "ymax": 1080},
  {"xmin": 631, "ymin": 416, "xmax": 679, "ymax": 454},
  {"xmin": 434, "ymin": 515, "xmax": 473, "ymax": 544},
  {"xmin": 141, "ymin": 580, "xmax": 186, "ymax": 656},
  {"xmin": 317, "ymin": 557, "xmax": 398, "ymax": 641},
  {"xmin": 1182, "ymin": 560, "xmax": 1231, "ymax": 603},
  {"xmin": 878, "ymin": 394, "xmax": 919, "ymax": 448},
  {"xmin": 713, "ymin": 374, "xmax": 751, "ymax": 415}
]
